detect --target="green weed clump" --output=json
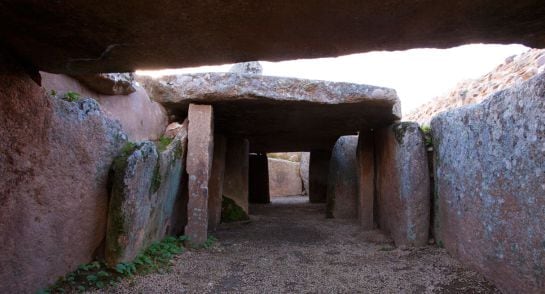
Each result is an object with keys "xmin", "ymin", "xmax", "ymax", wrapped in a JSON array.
[
  {"xmin": 62, "ymin": 91, "xmax": 81, "ymax": 102},
  {"xmin": 156, "ymin": 136, "xmax": 173, "ymax": 152},
  {"xmin": 40, "ymin": 235, "xmax": 196, "ymax": 293},
  {"xmin": 420, "ymin": 125, "xmax": 433, "ymax": 148}
]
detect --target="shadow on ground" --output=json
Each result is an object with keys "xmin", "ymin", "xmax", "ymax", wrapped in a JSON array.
[{"xmin": 95, "ymin": 196, "xmax": 499, "ymax": 293}]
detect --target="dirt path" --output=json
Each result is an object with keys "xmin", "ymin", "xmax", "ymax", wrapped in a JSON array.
[{"xmin": 98, "ymin": 196, "xmax": 499, "ymax": 293}]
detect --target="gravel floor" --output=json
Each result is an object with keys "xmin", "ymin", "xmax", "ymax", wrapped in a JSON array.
[{"xmin": 94, "ymin": 196, "xmax": 500, "ymax": 294}]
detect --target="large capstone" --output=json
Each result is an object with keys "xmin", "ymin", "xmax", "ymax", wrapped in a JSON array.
[
  {"xmin": 1, "ymin": 1, "xmax": 544, "ymax": 73},
  {"xmin": 140, "ymin": 73, "xmax": 400, "ymax": 152},
  {"xmin": 431, "ymin": 72, "xmax": 545, "ymax": 294}
]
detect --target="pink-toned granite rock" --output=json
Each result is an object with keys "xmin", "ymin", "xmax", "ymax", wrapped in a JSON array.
[
  {"xmin": 41, "ymin": 72, "xmax": 167, "ymax": 141},
  {"xmin": 374, "ymin": 122, "xmax": 430, "ymax": 247},
  {"xmin": 268, "ymin": 158, "xmax": 303, "ymax": 197},
  {"xmin": 0, "ymin": 51, "xmax": 126, "ymax": 293},
  {"xmin": 185, "ymin": 104, "xmax": 214, "ymax": 245}
]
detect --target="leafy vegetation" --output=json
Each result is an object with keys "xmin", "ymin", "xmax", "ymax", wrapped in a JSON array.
[
  {"xmin": 221, "ymin": 196, "xmax": 249, "ymax": 222},
  {"xmin": 420, "ymin": 125, "xmax": 433, "ymax": 148},
  {"xmin": 62, "ymin": 91, "xmax": 81, "ymax": 102},
  {"xmin": 156, "ymin": 136, "xmax": 173, "ymax": 152},
  {"xmin": 39, "ymin": 234, "xmax": 207, "ymax": 293}
]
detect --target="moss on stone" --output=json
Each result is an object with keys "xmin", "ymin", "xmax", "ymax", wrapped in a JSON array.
[
  {"xmin": 106, "ymin": 142, "xmax": 138, "ymax": 264},
  {"xmin": 393, "ymin": 122, "xmax": 413, "ymax": 144},
  {"xmin": 221, "ymin": 196, "xmax": 249, "ymax": 222},
  {"xmin": 156, "ymin": 136, "xmax": 173, "ymax": 152}
]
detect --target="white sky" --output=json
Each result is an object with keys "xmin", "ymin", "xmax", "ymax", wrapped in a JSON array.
[{"xmin": 137, "ymin": 44, "xmax": 529, "ymax": 114}]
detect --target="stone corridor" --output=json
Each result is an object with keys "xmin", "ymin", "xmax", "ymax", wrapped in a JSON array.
[{"xmin": 97, "ymin": 197, "xmax": 499, "ymax": 293}]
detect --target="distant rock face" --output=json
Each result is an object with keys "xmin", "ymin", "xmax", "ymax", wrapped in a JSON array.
[
  {"xmin": 300, "ymin": 152, "xmax": 310, "ymax": 195},
  {"xmin": 268, "ymin": 158, "xmax": 303, "ymax": 197},
  {"xmin": 42, "ymin": 72, "xmax": 168, "ymax": 141},
  {"xmin": 72, "ymin": 73, "xmax": 136, "ymax": 95},
  {"xmin": 106, "ymin": 125, "xmax": 187, "ymax": 265},
  {"xmin": 374, "ymin": 123, "xmax": 430, "ymax": 247},
  {"xmin": 432, "ymin": 72, "xmax": 545, "ymax": 294},
  {"xmin": 0, "ymin": 51, "xmax": 127, "ymax": 293},
  {"xmin": 406, "ymin": 49, "xmax": 545, "ymax": 124},
  {"xmin": 229, "ymin": 62, "xmax": 263, "ymax": 75},
  {"xmin": 327, "ymin": 136, "xmax": 359, "ymax": 219}
]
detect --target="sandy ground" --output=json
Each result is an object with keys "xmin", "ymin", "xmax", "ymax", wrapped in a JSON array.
[{"xmin": 94, "ymin": 196, "xmax": 499, "ymax": 294}]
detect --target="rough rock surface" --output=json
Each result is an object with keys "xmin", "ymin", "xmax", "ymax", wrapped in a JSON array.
[
  {"xmin": 300, "ymin": 152, "xmax": 310, "ymax": 195},
  {"xmin": 268, "ymin": 152, "xmax": 302, "ymax": 162},
  {"xmin": 375, "ymin": 123, "xmax": 430, "ymax": 247},
  {"xmin": 41, "ymin": 72, "xmax": 167, "ymax": 141},
  {"xmin": 223, "ymin": 138, "xmax": 250, "ymax": 214},
  {"xmin": 185, "ymin": 104, "xmax": 214, "ymax": 245},
  {"xmin": 326, "ymin": 136, "xmax": 359, "ymax": 219},
  {"xmin": 356, "ymin": 131, "xmax": 375, "ymax": 230},
  {"xmin": 2, "ymin": 1, "xmax": 545, "ymax": 73},
  {"xmin": 229, "ymin": 62, "xmax": 263, "ymax": 75},
  {"xmin": 106, "ymin": 125, "xmax": 187, "ymax": 265},
  {"xmin": 208, "ymin": 134, "xmax": 227, "ymax": 231},
  {"xmin": 431, "ymin": 72, "xmax": 545, "ymax": 294},
  {"xmin": 268, "ymin": 158, "xmax": 303, "ymax": 197},
  {"xmin": 0, "ymin": 51, "xmax": 127, "ymax": 293},
  {"xmin": 140, "ymin": 73, "xmax": 400, "ymax": 152},
  {"xmin": 72, "ymin": 72, "xmax": 136, "ymax": 95},
  {"xmin": 406, "ymin": 49, "xmax": 545, "ymax": 124}
]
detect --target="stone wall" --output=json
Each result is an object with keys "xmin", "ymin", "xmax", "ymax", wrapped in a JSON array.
[
  {"xmin": 326, "ymin": 136, "xmax": 359, "ymax": 218},
  {"xmin": 0, "ymin": 52, "xmax": 127, "ymax": 293},
  {"xmin": 374, "ymin": 123, "xmax": 430, "ymax": 247},
  {"xmin": 105, "ymin": 124, "xmax": 187, "ymax": 265},
  {"xmin": 41, "ymin": 72, "xmax": 168, "ymax": 141},
  {"xmin": 268, "ymin": 158, "xmax": 303, "ymax": 197},
  {"xmin": 432, "ymin": 72, "xmax": 545, "ymax": 293}
]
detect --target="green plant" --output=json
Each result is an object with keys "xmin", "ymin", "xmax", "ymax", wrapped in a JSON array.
[
  {"xmin": 420, "ymin": 125, "xmax": 433, "ymax": 148},
  {"xmin": 62, "ymin": 91, "xmax": 81, "ymax": 102},
  {"xmin": 40, "ymin": 235, "xmax": 192, "ymax": 293},
  {"xmin": 156, "ymin": 136, "xmax": 173, "ymax": 152},
  {"xmin": 202, "ymin": 235, "xmax": 217, "ymax": 249}
]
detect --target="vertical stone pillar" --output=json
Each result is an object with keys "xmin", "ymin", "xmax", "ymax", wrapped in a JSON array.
[
  {"xmin": 309, "ymin": 150, "xmax": 331, "ymax": 203},
  {"xmin": 185, "ymin": 104, "xmax": 214, "ymax": 245},
  {"xmin": 326, "ymin": 136, "xmax": 359, "ymax": 219},
  {"xmin": 223, "ymin": 138, "xmax": 250, "ymax": 217},
  {"xmin": 374, "ymin": 122, "xmax": 429, "ymax": 247},
  {"xmin": 357, "ymin": 131, "xmax": 375, "ymax": 230},
  {"xmin": 208, "ymin": 134, "xmax": 226, "ymax": 231},
  {"xmin": 249, "ymin": 153, "xmax": 270, "ymax": 204}
]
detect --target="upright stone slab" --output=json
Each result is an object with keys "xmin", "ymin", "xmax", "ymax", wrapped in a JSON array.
[
  {"xmin": 105, "ymin": 124, "xmax": 188, "ymax": 266},
  {"xmin": 268, "ymin": 158, "xmax": 303, "ymax": 197},
  {"xmin": 356, "ymin": 131, "xmax": 375, "ymax": 230},
  {"xmin": 185, "ymin": 104, "xmax": 214, "ymax": 245},
  {"xmin": 432, "ymin": 73, "xmax": 545, "ymax": 294},
  {"xmin": 375, "ymin": 122, "xmax": 429, "ymax": 247},
  {"xmin": 222, "ymin": 138, "xmax": 249, "ymax": 221},
  {"xmin": 0, "ymin": 50, "xmax": 127, "ymax": 294},
  {"xmin": 300, "ymin": 152, "xmax": 310, "ymax": 195},
  {"xmin": 309, "ymin": 150, "xmax": 331, "ymax": 203},
  {"xmin": 249, "ymin": 153, "xmax": 270, "ymax": 203},
  {"xmin": 208, "ymin": 134, "xmax": 226, "ymax": 231},
  {"xmin": 326, "ymin": 136, "xmax": 359, "ymax": 219}
]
